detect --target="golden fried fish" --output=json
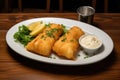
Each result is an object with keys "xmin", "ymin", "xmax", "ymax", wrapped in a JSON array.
[
  {"xmin": 26, "ymin": 23, "xmax": 63, "ymax": 56},
  {"xmin": 53, "ymin": 26, "xmax": 85, "ymax": 60}
]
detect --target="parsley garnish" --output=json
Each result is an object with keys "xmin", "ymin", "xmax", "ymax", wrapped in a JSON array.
[
  {"xmin": 61, "ymin": 37, "xmax": 66, "ymax": 42},
  {"xmin": 46, "ymin": 28, "xmax": 59, "ymax": 38},
  {"xmin": 45, "ymin": 23, "xmax": 51, "ymax": 28},
  {"xmin": 61, "ymin": 24, "xmax": 68, "ymax": 35},
  {"xmin": 13, "ymin": 25, "xmax": 34, "ymax": 46}
]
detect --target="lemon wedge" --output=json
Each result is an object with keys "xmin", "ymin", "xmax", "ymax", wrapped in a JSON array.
[
  {"xmin": 27, "ymin": 21, "xmax": 41, "ymax": 31},
  {"xmin": 30, "ymin": 22, "xmax": 46, "ymax": 36}
]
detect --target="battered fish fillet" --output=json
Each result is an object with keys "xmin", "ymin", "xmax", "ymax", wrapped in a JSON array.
[
  {"xmin": 26, "ymin": 23, "xmax": 63, "ymax": 56},
  {"xmin": 53, "ymin": 26, "xmax": 85, "ymax": 60}
]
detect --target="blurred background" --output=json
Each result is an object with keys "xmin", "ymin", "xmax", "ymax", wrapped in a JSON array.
[{"xmin": 0, "ymin": 0, "xmax": 120, "ymax": 13}]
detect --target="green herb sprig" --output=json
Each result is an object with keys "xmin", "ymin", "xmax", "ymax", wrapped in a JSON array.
[
  {"xmin": 61, "ymin": 24, "xmax": 68, "ymax": 35},
  {"xmin": 13, "ymin": 25, "xmax": 34, "ymax": 46},
  {"xmin": 46, "ymin": 28, "xmax": 59, "ymax": 38}
]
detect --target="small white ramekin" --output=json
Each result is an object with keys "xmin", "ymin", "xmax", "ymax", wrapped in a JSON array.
[{"xmin": 79, "ymin": 34, "xmax": 102, "ymax": 56}]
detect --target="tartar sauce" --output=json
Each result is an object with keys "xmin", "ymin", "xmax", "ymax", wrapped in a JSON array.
[{"xmin": 80, "ymin": 35, "xmax": 101, "ymax": 49}]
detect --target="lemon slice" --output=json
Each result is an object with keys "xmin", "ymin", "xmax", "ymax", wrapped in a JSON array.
[
  {"xmin": 30, "ymin": 22, "xmax": 46, "ymax": 36},
  {"xmin": 27, "ymin": 21, "xmax": 41, "ymax": 31}
]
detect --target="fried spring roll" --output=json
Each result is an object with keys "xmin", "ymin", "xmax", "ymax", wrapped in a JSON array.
[
  {"xmin": 26, "ymin": 23, "xmax": 63, "ymax": 56},
  {"xmin": 53, "ymin": 26, "xmax": 85, "ymax": 60}
]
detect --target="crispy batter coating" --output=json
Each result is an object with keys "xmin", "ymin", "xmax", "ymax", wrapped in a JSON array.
[
  {"xmin": 26, "ymin": 23, "xmax": 63, "ymax": 56},
  {"xmin": 53, "ymin": 26, "xmax": 85, "ymax": 59}
]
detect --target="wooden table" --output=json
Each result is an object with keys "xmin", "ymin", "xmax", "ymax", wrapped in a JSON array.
[{"xmin": 0, "ymin": 13, "xmax": 120, "ymax": 80}]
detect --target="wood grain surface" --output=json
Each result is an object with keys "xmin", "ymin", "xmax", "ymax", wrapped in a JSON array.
[{"xmin": 0, "ymin": 13, "xmax": 120, "ymax": 80}]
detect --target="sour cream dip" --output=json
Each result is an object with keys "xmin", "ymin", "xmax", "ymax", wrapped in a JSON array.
[
  {"xmin": 79, "ymin": 34, "xmax": 102, "ymax": 55},
  {"xmin": 80, "ymin": 35, "xmax": 101, "ymax": 49}
]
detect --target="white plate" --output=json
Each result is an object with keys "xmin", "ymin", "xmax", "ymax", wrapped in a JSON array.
[{"xmin": 6, "ymin": 17, "xmax": 114, "ymax": 65}]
